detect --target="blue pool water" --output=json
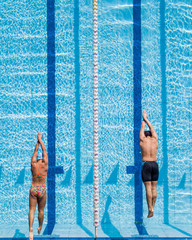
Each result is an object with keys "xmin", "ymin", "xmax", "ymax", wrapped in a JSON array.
[{"xmin": 0, "ymin": 0, "xmax": 192, "ymax": 238}]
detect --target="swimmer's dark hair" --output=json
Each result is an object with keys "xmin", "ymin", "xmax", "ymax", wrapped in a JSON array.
[{"xmin": 144, "ymin": 131, "xmax": 152, "ymax": 137}]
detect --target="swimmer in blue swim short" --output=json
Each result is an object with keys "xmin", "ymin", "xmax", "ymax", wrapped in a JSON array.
[{"xmin": 140, "ymin": 110, "xmax": 159, "ymax": 218}]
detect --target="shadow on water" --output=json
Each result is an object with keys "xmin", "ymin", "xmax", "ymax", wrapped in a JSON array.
[
  {"xmin": 61, "ymin": 166, "xmax": 72, "ymax": 187},
  {"xmin": 101, "ymin": 195, "xmax": 122, "ymax": 238},
  {"xmin": 15, "ymin": 168, "xmax": 25, "ymax": 185},
  {"xmin": 167, "ymin": 224, "xmax": 192, "ymax": 237},
  {"xmin": 12, "ymin": 229, "xmax": 26, "ymax": 239},
  {"xmin": 106, "ymin": 163, "xmax": 119, "ymax": 184},
  {"xmin": 74, "ymin": 0, "xmax": 93, "ymax": 237},
  {"xmin": 83, "ymin": 165, "xmax": 93, "ymax": 184},
  {"xmin": 158, "ymin": 166, "xmax": 165, "ymax": 185},
  {"xmin": 160, "ymin": 0, "xmax": 169, "ymax": 224},
  {"xmin": 128, "ymin": 175, "xmax": 134, "ymax": 186},
  {"xmin": 177, "ymin": 173, "xmax": 186, "ymax": 189}
]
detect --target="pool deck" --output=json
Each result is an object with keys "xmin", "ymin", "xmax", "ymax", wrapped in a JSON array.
[{"xmin": 0, "ymin": 223, "xmax": 192, "ymax": 239}]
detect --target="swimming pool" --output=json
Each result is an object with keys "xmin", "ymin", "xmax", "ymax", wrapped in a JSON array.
[{"xmin": 0, "ymin": 0, "xmax": 191, "ymax": 238}]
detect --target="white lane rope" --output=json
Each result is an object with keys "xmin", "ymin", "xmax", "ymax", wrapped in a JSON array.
[{"xmin": 93, "ymin": 0, "xmax": 99, "ymax": 238}]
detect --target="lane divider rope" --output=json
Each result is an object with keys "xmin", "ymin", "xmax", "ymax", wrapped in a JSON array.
[{"xmin": 93, "ymin": 0, "xmax": 99, "ymax": 238}]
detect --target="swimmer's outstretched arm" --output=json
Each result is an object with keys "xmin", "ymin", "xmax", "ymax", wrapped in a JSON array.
[
  {"xmin": 143, "ymin": 110, "xmax": 158, "ymax": 139},
  {"xmin": 140, "ymin": 119, "xmax": 145, "ymax": 141},
  {"xmin": 37, "ymin": 133, "xmax": 48, "ymax": 165},
  {"xmin": 31, "ymin": 140, "xmax": 39, "ymax": 165}
]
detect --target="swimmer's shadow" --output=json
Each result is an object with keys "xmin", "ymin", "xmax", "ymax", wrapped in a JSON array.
[
  {"xmin": 101, "ymin": 195, "xmax": 122, "ymax": 238},
  {"xmin": 12, "ymin": 229, "xmax": 26, "ymax": 239},
  {"xmin": 15, "ymin": 168, "xmax": 25, "ymax": 186}
]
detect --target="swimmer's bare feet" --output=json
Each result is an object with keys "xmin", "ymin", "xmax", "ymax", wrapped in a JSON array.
[
  {"xmin": 37, "ymin": 226, "xmax": 42, "ymax": 235},
  {"xmin": 147, "ymin": 210, "xmax": 154, "ymax": 218},
  {"xmin": 29, "ymin": 230, "xmax": 33, "ymax": 240}
]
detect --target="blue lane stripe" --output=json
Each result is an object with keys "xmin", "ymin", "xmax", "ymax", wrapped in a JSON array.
[
  {"xmin": 45, "ymin": 0, "xmax": 64, "ymax": 234},
  {"xmin": 126, "ymin": 0, "xmax": 148, "ymax": 235},
  {"xmin": 127, "ymin": 0, "xmax": 147, "ymax": 235},
  {"xmin": 46, "ymin": 0, "xmax": 56, "ymax": 234},
  {"xmin": 160, "ymin": 0, "xmax": 169, "ymax": 224},
  {"xmin": 74, "ymin": 0, "xmax": 82, "ymax": 226},
  {"xmin": 133, "ymin": 0, "xmax": 143, "ymax": 225}
]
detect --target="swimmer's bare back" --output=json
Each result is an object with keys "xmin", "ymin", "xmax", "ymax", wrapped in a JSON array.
[{"xmin": 140, "ymin": 110, "xmax": 158, "ymax": 162}]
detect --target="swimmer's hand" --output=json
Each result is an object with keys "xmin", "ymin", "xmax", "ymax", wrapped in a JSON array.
[
  {"xmin": 143, "ymin": 110, "xmax": 147, "ymax": 121},
  {"xmin": 37, "ymin": 132, "xmax": 43, "ymax": 142}
]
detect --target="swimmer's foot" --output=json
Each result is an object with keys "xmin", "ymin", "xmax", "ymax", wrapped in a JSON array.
[
  {"xmin": 147, "ymin": 210, "xmax": 154, "ymax": 218},
  {"xmin": 37, "ymin": 226, "xmax": 42, "ymax": 235},
  {"xmin": 29, "ymin": 230, "xmax": 33, "ymax": 240}
]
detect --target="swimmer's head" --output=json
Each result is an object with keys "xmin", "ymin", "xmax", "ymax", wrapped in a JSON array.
[
  {"xmin": 37, "ymin": 153, "xmax": 43, "ymax": 161},
  {"xmin": 144, "ymin": 131, "xmax": 152, "ymax": 137}
]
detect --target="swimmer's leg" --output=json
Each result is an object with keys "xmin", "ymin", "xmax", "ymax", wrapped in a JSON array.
[
  {"xmin": 144, "ymin": 181, "xmax": 153, "ymax": 218},
  {"xmin": 37, "ymin": 192, "xmax": 47, "ymax": 234},
  {"xmin": 151, "ymin": 181, "xmax": 157, "ymax": 211},
  {"xmin": 29, "ymin": 193, "xmax": 37, "ymax": 240}
]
